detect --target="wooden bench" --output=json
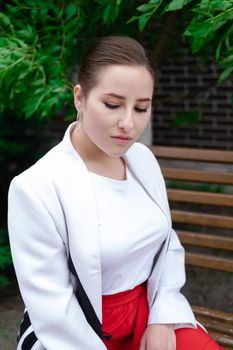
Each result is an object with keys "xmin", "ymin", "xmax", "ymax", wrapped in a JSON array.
[{"xmin": 149, "ymin": 146, "xmax": 233, "ymax": 349}]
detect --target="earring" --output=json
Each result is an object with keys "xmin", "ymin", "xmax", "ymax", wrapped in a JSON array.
[
  {"xmin": 76, "ymin": 110, "xmax": 82, "ymax": 132},
  {"xmin": 76, "ymin": 109, "xmax": 81, "ymax": 121}
]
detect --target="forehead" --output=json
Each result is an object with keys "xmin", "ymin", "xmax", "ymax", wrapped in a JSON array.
[{"xmin": 91, "ymin": 65, "xmax": 154, "ymax": 98}]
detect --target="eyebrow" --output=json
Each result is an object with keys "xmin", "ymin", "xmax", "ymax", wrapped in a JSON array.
[{"xmin": 102, "ymin": 93, "xmax": 152, "ymax": 102}]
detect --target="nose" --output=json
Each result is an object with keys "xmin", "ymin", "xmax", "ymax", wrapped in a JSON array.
[{"xmin": 118, "ymin": 110, "xmax": 134, "ymax": 132}]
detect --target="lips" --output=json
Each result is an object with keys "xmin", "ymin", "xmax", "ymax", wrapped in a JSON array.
[
  {"xmin": 111, "ymin": 135, "xmax": 133, "ymax": 145},
  {"xmin": 111, "ymin": 135, "xmax": 132, "ymax": 140}
]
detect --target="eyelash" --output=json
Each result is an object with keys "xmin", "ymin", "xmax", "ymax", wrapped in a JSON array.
[
  {"xmin": 104, "ymin": 103, "xmax": 148, "ymax": 113},
  {"xmin": 135, "ymin": 107, "xmax": 148, "ymax": 113}
]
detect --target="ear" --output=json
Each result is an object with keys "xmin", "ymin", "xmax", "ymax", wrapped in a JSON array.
[{"xmin": 73, "ymin": 84, "xmax": 84, "ymax": 111}]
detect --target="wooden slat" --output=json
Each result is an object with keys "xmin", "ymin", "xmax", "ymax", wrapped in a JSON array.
[
  {"xmin": 177, "ymin": 230, "xmax": 233, "ymax": 251},
  {"xmin": 148, "ymin": 145, "xmax": 233, "ymax": 340},
  {"xmin": 196, "ymin": 318, "xmax": 233, "ymax": 335},
  {"xmin": 192, "ymin": 305, "xmax": 233, "ymax": 324},
  {"xmin": 207, "ymin": 331, "xmax": 233, "ymax": 348},
  {"xmin": 185, "ymin": 252, "xmax": 233, "ymax": 272},
  {"xmin": 167, "ymin": 189, "xmax": 233, "ymax": 207},
  {"xmin": 193, "ymin": 305, "xmax": 233, "ymax": 345},
  {"xmin": 162, "ymin": 167, "xmax": 233, "ymax": 185},
  {"xmin": 172, "ymin": 210, "xmax": 233, "ymax": 229},
  {"xmin": 149, "ymin": 145, "xmax": 233, "ymax": 163}
]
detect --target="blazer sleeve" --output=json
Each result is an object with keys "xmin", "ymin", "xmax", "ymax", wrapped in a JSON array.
[
  {"xmin": 148, "ymin": 228, "xmax": 197, "ymax": 329},
  {"xmin": 140, "ymin": 146, "xmax": 197, "ymax": 329},
  {"xmin": 8, "ymin": 178, "xmax": 106, "ymax": 350}
]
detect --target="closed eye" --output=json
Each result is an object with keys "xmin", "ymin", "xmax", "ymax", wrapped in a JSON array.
[
  {"xmin": 135, "ymin": 107, "xmax": 148, "ymax": 113},
  {"xmin": 104, "ymin": 102, "xmax": 148, "ymax": 113},
  {"xmin": 104, "ymin": 102, "xmax": 119, "ymax": 109}
]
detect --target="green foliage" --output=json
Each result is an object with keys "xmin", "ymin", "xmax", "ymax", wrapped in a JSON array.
[
  {"xmin": 0, "ymin": 228, "xmax": 12, "ymax": 288},
  {"xmin": 0, "ymin": 0, "xmax": 138, "ymax": 120},
  {"xmin": 96, "ymin": 0, "xmax": 123, "ymax": 24},
  {"xmin": 171, "ymin": 110, "xmax": 203, "ymax": 128},
  {"xmin": 1, "ymin": 0, "xmax": 232, "ymax": 122},
  {"xmin": 0, "ymin": 0, "xmax": 81, "ymax": 120},
  {"xmin": 164, "ymin": 0, "xmax": 194, "ymax": 12},
  {"xmin": 184, "ymin": 0, "xmax": 233, "ymax": 82},
  {"xmin": 129, "ymin": 0, "xmax": 233, "ymax": 82},
  {"xmin": 128, "ymin": 0, "xmax": 163, "ymax": 31}
]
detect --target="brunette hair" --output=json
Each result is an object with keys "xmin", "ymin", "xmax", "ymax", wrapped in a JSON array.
[{"xmin": 78, "ymin": 36, "xmax": 155, "ymax": 97}]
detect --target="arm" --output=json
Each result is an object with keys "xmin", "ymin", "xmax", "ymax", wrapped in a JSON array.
[
  {"xmin": 140, "ymin": 229, "xmax": 196, "ymax": 349},
  {"xmin": 8, "ymin": 178, "xmax": 106, "ymax": 350},
  {"xmin": 147, "ymin": 228, "xmax": 196, "ymax": 328},
  {"xmin": 137, "ymin": 145, "xmax": 197, "ymax": 328},
  {"xmin": 140, "ymin": 324, "xmax": 176, "ymax": 350}
]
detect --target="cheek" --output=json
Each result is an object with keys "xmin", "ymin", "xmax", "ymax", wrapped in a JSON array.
[
  {"xmin": 83, "ymin": 106, "xmax": 110, "ymax": 135},
  {"xmin": 136, "ymin": 115, "xmax": 150, "ymax": 130}
]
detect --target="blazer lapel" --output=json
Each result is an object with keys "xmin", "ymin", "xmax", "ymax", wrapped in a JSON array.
[{"xmin": 124, "ymin": 144, "xmax": 170, "ymax": 219}]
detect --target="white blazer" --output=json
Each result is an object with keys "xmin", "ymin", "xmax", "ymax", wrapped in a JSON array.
[{"xmin": 8, "ymin": 123, "xmax": 196, "ymax": 350}]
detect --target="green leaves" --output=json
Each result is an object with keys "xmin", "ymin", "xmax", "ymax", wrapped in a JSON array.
[
  {"xmin": 128, "ymin": 0, "xmax": 233, "ymax": 82},
  {"xmin": 184, "ymin": 0, "xmax": 233, "ymax": 82},
  {"xmin": 0, "ymin": 12, "xmax": 11, "ymax": 26},
  {"xmin": 128, "ymin": 0, "xmax": 162, "ymax": 31},
  {"xmin": 164, "ymin": 0, "xmax": 194, "ymax": 12},
  {"xmin": 0, "ymin": 0, "xmax": 232, "ymax": 121},
  {"xmin": 129, "ymin": 0, "xmax": 195, "ymax": 31},
  {"xmin": 137, "ymin": 3, "xmax": 159, "ymax": 12},
  {"xmin": 218, "ymin": 66, "xmax": 233, "ymax": 83},
  {"xmin": 0, "ymin": 0, "xmax": 137, "ymax": 120},
  {"xmin": 0, "ymin": 0, "xmax": 84, "ymax": 120},
  {"xmin": 171, "ymin": 110, "xmax": 203, "ymax": 128},
  {"xmin": 66, "ymin": 3, "xmax": 77, "ymax": 20},
  {"xmin": 97, "ymin": 0, "xmax": 123, "ymax": 25}
]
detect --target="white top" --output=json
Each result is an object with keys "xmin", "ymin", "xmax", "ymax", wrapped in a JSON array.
[{"xmin": 90, "ymin": 167, "xmax": 169, "ymax": 295}]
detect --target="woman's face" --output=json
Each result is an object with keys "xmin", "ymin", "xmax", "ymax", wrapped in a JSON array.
[{"xmin": 74, "ymin": 65, "xmax": 154, "ymax": 159}]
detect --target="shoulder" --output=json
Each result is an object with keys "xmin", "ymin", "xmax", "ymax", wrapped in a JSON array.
[
  {"xmin": 11, "ymin": 145, "xmax": 57, "ymax": 186},
  {"xmin": 10, "ymin": 122, "xmax": 82, "ymax": 192},
  {"xmin": 9, "ymin": 141, "xmax": 83, "ymax": 198}
]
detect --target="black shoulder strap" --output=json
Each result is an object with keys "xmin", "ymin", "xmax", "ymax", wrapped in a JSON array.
[{"xmin": 68, "ymin": 255, "xmax": 111, "ymax": 341}]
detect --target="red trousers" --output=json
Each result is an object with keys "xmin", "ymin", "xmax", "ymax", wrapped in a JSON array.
[{"xmin": 102, "ymin": 283, "xmax": 223, "ymax": 350}]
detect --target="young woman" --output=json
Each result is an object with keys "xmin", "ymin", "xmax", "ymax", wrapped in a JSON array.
[{"xmin": 8, "ymin": 36, "xmax": 223, "ymax": 350}]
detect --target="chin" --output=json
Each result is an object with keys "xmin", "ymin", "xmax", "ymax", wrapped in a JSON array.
[{"xmin": 109, "ymin": 147, "xmax": 132, "ymax": 158}]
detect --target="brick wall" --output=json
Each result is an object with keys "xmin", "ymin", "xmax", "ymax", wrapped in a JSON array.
[{"xmin": 152, "ymin": 46, "xmax": 233, "ymax": 150}]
